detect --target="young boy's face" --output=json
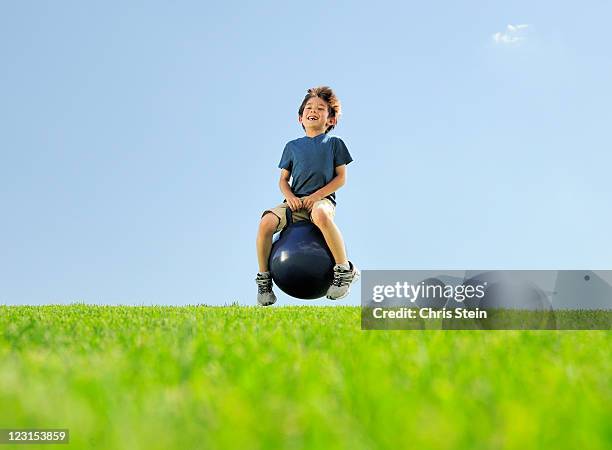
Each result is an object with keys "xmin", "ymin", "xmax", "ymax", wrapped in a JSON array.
[{"xmin": 299, "ymin": 96, "xmax": 336, "ymax": 133}]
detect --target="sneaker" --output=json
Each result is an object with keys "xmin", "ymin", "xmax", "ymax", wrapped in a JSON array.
[
  {"xmin": 326, "ymin": 261, "xmax": 360, "ymax": 300},
  {"xmin": 256, "ymin": 272, "xmax": 277, "ymax": 306}
]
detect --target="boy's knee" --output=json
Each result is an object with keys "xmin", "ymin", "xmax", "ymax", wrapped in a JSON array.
[
  {"xmin": 311, "ymin": 207, "xmax": 333, "ymax": 228},
  {"xmin": 259, "ymin": 212, "xmax": 280, "ymax": 235}
]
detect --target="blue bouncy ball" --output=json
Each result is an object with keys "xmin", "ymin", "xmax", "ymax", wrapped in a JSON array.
[{"xmin": 269, "ymin": 208, "xmax": 334, "ymax": 299}]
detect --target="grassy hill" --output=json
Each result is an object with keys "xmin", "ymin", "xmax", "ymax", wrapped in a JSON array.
[{"xmin": 0, "ymin": 305, "xmax": 610, "ymax": 449}]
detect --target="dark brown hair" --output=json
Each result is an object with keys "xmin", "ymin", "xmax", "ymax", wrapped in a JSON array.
[{"xmin": 298, "ymin": 86, "xmax": 342, "ymax": 133}]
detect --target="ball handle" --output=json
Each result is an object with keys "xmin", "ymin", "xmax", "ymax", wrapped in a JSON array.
[{"xmin": 284, "ymin": 206, "xmax": 293, "ymax": 230}]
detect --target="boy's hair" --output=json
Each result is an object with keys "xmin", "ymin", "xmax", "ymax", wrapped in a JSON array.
[{"xmin": 298, "ymin": 86, "xmax": 342, "ymax": 133}]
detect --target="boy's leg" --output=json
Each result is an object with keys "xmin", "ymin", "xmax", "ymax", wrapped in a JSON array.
[
  {"xmin": 255, "ymin": 206, "xmax": 285, "ymax": 306},
  {"xmin": 310, "ymin": 200, "xmax": 347, "ymax": 265},
  {"xmin": 310, "ymin": 200, "xmax": 360, "ymax": 300},
  {"xmin": 256, "ymin": 212, "xmax": 281, "ymax": 272}
]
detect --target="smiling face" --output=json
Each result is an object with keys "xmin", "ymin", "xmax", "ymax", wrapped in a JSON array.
[{"xmin": 298, "ymin": 96, "xmax": 336, "ymax": 135}]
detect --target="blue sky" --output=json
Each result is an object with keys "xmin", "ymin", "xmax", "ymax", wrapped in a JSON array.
[{"xmin": 1, "ymin": 1, "xmax": 611, "ymax": 306}]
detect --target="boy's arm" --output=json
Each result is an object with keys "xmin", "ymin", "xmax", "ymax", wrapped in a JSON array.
[
  {"xmin": 301, "ymin": 165, "xmax": 347, "ymax": 211},
  {"xmin": 279, "ymin": 169, "xmax": 303, "ymax": 211}
]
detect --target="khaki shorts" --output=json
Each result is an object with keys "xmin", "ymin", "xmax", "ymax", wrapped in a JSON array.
[{"xmin": 262, "ymin": 198, "xmax": 336, "ymax": 233}]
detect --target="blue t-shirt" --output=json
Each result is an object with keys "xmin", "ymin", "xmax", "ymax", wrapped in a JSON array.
[{"xmin": 278, "ymin": 133, "xmax": 353, "ymax": 205}]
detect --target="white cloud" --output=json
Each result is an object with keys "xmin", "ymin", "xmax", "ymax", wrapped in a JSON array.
[{"xmin": 493, "ymin": 24, "xmax": 530, "ymax": 45}]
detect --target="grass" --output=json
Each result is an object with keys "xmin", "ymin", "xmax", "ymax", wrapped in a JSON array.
[{"xmin": 0, "ymin": 305, "xmax": 610, "ymax": 449}]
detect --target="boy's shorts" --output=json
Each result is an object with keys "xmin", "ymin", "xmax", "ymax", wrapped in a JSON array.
[{"xmin": 262, "ymin": 198, "xmax": 335, "ymax": 233}]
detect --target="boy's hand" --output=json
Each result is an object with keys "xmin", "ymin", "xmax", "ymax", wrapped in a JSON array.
[
  {"xmin": 286, "ymin": 195, "xmax": 303, "ymax": 211},
  {"xmin": 301, "ymin": 194, "xmax": 322, "ymax": 212}
]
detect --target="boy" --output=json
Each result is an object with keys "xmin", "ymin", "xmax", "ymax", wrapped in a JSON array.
[{"xmin": 255, "ymin": 86, "xmax": 359, "ymax": 306}]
